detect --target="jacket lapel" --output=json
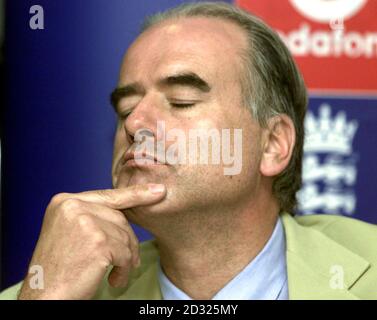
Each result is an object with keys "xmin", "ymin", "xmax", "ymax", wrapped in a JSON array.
[{"xmin": 281, "ymin": 213, "xmax": 370, "ymax": 299}]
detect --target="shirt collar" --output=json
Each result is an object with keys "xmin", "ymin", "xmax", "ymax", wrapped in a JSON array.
[{"xmin": 158, "ymin": 217, "xmax": 287, "ymax": 300}]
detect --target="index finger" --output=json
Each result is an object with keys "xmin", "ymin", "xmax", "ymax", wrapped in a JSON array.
[{"xmin": 64, "ymin": 184, "xmax": 166, "ymax": 210}]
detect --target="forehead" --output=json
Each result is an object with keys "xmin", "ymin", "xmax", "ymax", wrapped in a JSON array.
[{"xmin": 119, "ymin": 17, "xmax": 247, "ymax": 85}]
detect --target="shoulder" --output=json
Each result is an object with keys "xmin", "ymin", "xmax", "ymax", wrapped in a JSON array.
[
  {"xmin": 0, "ymin": 282, "xmax": 22, "ymax": 300},
  {"xmin": 292, "ymin": 214, "xmax": 377, "ymax": 260},
  {"xmin": 293, "ymin": 213, "xmax": 377, "ymax": 237}
]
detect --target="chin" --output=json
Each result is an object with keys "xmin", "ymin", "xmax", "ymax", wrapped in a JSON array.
[
  {"xmin": 128, "ymin": 188, "xmax": 184, "ymax": 217},
  {"xmin": 116, "ymin": 167, "xmax": 172, "ymax": 188},
  {"xmin": 125, "ymin": 200, "xmax": 177, "ymax": 232}
]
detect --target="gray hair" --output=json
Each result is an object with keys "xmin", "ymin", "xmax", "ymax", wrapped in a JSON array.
[{"xmin": 141, "ymin": 1, "xmax": 308, "ymax": 213}]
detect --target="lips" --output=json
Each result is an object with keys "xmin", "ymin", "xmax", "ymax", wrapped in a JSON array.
[{"xmin": 123, "ymin": 150, "xmax": 165, "ymax": 166}]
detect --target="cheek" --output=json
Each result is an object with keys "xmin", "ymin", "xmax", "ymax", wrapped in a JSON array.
[
  {"xmin": 112, "ymin": 129, "xmax": 126, "ymax": 167},
  {"xmin": 168, "ymin": 116, "xmax": 216, "ymax": 131},
  {"xmin": 242, "ymin": 124, "xmax": 264, "ymax": 175},
  {"xmin": 113, "ymin": 128, "xmax": 124, "ymax": 151}
]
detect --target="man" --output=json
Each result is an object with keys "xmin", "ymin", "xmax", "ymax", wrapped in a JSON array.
[{"xmin": 1, "ymin": 2, "xmax": 376, "ymax": 300}]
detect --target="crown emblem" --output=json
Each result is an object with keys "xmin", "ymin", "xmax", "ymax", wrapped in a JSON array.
[{"xmin": 304, "ymin": 104, "xmax": 358, "ymax": 155}]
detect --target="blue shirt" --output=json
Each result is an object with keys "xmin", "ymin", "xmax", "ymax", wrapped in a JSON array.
[{"xmin": 158, "ymin": 217, "xmax": 288, "ymax": 300}]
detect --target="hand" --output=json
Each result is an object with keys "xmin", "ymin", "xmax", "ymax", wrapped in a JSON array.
[{"xmin": 18, "ymin": 183, "xmax": 166, "ymax": 300}]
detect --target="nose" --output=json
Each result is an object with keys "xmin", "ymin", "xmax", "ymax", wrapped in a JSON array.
[{"xmin": 123, "ymin": 95, "xmax": 160, "ymax": 144}]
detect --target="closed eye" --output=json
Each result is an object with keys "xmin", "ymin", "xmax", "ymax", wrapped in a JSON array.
[
  {"xmin": 118, "ymin": 110, "xmax": 132, "ymax": 119},
  {"xmin": 170, "ymin": 102, "xmax": 195, "ymax": 108}
]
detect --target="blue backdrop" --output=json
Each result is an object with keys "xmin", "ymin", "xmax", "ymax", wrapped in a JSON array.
[{"xmin": 1, "ymin": 0, "xmax": 376, "ymax": 290}]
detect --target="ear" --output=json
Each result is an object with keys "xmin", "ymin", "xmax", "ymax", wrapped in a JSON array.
[{"xmin": 260, "ymin": 114, "xmax": 296, "ymax": 177}]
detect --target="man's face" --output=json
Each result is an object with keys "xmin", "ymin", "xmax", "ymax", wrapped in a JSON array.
[{"xmin": 112, "ymin": 17, "xmax": 264, "ymax": 222}]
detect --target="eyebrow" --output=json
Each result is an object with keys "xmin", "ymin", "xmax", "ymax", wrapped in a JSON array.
[
  {"xmin": 110, "ymin": 72, "xmax": 211, "ymax": 110},
  {"xmin": 158, "ymin": 72, "xmax": 211, "ymax": 93},
  {"xmin": 110, "ymin": 83, "xmax": 143, "ymax": 111}
]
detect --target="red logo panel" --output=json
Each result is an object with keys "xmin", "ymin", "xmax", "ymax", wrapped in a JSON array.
[{"xmin": 236, "ymin": 0, "xmax": 377, "ymax": 95}]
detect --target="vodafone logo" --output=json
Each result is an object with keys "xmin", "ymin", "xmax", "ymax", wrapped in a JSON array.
[
  {"xmin": 237, "ymin": 0, "xmax": 377, "ymax": 92},
  {"xmin": 289, "ymin": 0, "xmax": 367, "ymax": 23},
  {"xmin": 277, "ymin": 0, "xmax": 377, "ymax": 59}
]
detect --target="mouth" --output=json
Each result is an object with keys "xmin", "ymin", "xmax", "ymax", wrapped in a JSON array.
[{"xmin": 123, "ymin": 151, "xmax": 166, "ymax": 167}]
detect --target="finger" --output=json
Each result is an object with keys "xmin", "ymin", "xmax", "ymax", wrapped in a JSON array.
[
  {"xmin": 67, "ymin": 184, "xmax": 166, "ymax": 210},
  {"xmin": 77, "ymin": 201, "xmax": 129, "ymax": 229},
  {"xmin": 105, "ymin": 237, "xmax": 133, "ymax": 288},
  {"xmin": 106, "ymin": 236, "xmax": 133, "ymax": 267},
  {"xmin": 113, "ymin": 219, "xmax": 140, "ymax": 267},
  {"xmin": 91, "ymin": 215, "xmax": 140, "ymax": 267},
  {"xmin": 108, "ymin": 265, "xmax": 132, "ymax": 288},
  {"xmin": 77, "ymin": 202, "xmax": 141, "ymax": 267}
]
